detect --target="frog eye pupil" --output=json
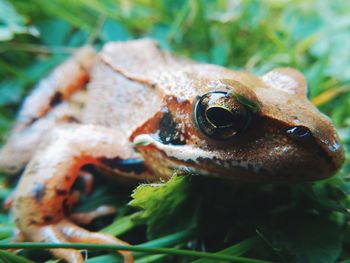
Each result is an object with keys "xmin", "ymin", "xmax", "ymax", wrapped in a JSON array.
[
  {"xmin": 206, "ymin": 107, "xmax": 235, "ymax": 128},
  {"xmin": 193, "ymin": 91, "xmax": 251, "ymax": 140},
  {"xmin": 287, "ymin": 126, "xmax": 311, "ymax": 139}
]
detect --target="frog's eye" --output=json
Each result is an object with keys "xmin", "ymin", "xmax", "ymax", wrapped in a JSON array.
[{"xmin": 193, "ymin": 91, "xmax": 251, "ymax": 140}]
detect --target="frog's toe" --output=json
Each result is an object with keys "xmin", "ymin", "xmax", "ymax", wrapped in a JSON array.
[
  {"xmin": 25, "ymin": 219, "xmax": 133, "ymax": 262},
  {"xmin": 12, "ymin": 228, "xmax": 25, "ymax": 243},
  {"xmin": 30, "ymin": 224, "xmax": 84, "ymax": 263},
  {"xmin": 58, "ymin": 219, "xmax": 133, "ymax": 263},
  {"xmin": 70, "ymin": 205, "xmax": 116, "ymax": 225},
  {"xmin": 8, "ymin": 228, "xmax": 25, "ymax": 253}
]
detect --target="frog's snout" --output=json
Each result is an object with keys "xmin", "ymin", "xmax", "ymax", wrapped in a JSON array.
[
  {"xmin": 285, "ymin": 123, "xmax": 345, "ymax": 175},
  {"xmin": 319, "ymin": 134, "xmax": 345, "ymax": 174}
]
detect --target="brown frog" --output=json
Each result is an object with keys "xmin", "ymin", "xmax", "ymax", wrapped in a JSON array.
[{"xmin": 0, "ymin": 39, "xmax": 344, "ymax": 263}]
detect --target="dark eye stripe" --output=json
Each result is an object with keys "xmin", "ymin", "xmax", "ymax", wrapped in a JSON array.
[
  {"xmin": 158, "ymin": 110, "xmax": 185, "ymax": 145},
  {"xmin": 99, "ymin": 157, "xmax": 145, "ymax": 174}
]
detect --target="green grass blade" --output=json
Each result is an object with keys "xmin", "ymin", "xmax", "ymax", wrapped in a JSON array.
[
  {"xmin": 135, "ymin": 228, "xmax": 193, "ymax": 248},
  {"xmin": 191, "ymin": 236, "xmax": 259, "ymax": 263},
  {"xmin": 135, "ymin": 254, "xmax": 167, "ymax": 263},
  {"xmin": 101, "ymin": 213, "xmax": 140, "ymax": 236},
  {"xmin": 87, "ymin": 254, "xmax": 121, "ymax": 263},
  {"xmin": 98, "ymin": 227, "xmax": 192, "ymax": 260},
  {"xmin": 0, "ymin": 250, "xmax": 35, "ymax": 263},
  {"xmin": 0, "ymin": 226, "xmax": 13, "ymax": 240},
  {"xmin": 132, "ymin": 228, "xmax": 193, "ymax": 258},
  {"xmin": 0, "ymin": 243, "xmax": 274, "ymax": 263}
]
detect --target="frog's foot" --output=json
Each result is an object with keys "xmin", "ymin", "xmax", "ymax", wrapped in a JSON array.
[
  {"xmin": 70, "ymin": 205, "xmax": 116, "ymax": 225},
  {"xmin": 27, "ymin": 219, "xmax": 133, "ymax": 263},
  {"xmin": 11, "ymin": 125, "xmax": 144, "ymax": 262},
  {"xmin": 8, "ymin": 228, "xmax": 25, "ymax": 253},
  {"xmin": 12, "ymin": 228, "xmax": 25, "ymax": 243},
  {"xmin": 28, "ymin": 223, "xmax": 87, "ymax": 263}
]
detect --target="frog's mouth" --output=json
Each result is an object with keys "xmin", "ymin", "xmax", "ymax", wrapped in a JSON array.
[
  {"xmin": 132, "ymin": 132, "xmax": 343, "ymax": 182},
  {"xmin": 133, "ymin": 134, "xmax": 216, "ymax": 166},
  {"xmin": 132, "ymin": 134, "xmax": 243, "ymax": 179}
]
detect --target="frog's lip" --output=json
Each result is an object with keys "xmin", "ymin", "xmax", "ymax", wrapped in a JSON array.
[
  {"xmin": 132, "ymin": 135, "xmax": 272, "ymax": 181},
  {"xmin": 132, "ymin": 133, "xmax": 344, "ymax": 182},
  {"xmin": 133, "ymin": 134, "xmax": 217, "ymax": 164},
  {"xmin": 133, "ymin": 134, "xmax": 236, "ymax": 179}
]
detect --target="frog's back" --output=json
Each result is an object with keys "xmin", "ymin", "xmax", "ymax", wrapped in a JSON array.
[
  {"xmin": 81, "ymin": 39, "xmax": 254, "ymax": 137},
  {"xmin": 81, "ymin": 60, "xmax": 162, "ymax": 137}
]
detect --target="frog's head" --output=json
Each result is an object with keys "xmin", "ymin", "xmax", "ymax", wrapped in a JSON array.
[{"xmin": 132, "ymin": 67, "xmax": 344, "ymax": 182}]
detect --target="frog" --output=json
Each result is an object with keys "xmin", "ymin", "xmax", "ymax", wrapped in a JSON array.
[{"xmin": 0, "ymin": 39, "xmax": 344, "ymax": 263}]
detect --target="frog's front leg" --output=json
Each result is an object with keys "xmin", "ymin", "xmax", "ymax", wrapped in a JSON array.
[
  {"xmin": 0, "ymin": 46, "xmax": 95, "ymax": 175},
  {"xmin": 14, "ymin": 46, "xmax": 95, "ymax": 133},
  {"xmin": 12, "ymin": 124, "xmax": 138, "ymax": 263}
]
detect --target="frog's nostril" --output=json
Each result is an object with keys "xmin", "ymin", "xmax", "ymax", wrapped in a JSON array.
[
  {"xmin": 321, "ymin": 137, "xmax": 342, "ymax": 154},
  {"xmin": 286, "ymin": 126, "xmax": 311, "ymax": 139}
]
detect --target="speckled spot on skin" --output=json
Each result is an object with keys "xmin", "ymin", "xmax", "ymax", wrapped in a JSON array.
[
  {"xmin": 159, "ymin": 111, "xmax": 185, "ymax": 145},
  {"xmin": 49, "ymin": 92, "xmax": 63, "ymax": 107},
  {"xmin": 55, "ymin": 188, "xmax": 68, "ymax": 196},
  {"xmin": 62, "ymin": 198, "xmax": 70, "ymax": 214},
  {"xmin": 100, "ymin": 157, "xmax": 145, "ymax": 174},
  {"xmin": 43, "ymin": 215, "xmax": 53, "ymax": 223},
  {"xmin": 27, "ymin": 117, "xmax": 39, "ymax": 126},
  {"xmin": 32, "ymin": 183, "xmax": 46, "ymax": 201},
  {"xmin": 29, "ymin": 219, "xmax": 38, "ymax": 225}
]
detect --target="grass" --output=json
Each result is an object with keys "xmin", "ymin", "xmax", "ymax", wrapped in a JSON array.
[{"xmin": 0, "ymin": 0, "xmax": 350, "ymax": 262}]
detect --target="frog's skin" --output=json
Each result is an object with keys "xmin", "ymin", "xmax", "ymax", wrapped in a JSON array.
[{"xmin": 0, "ymin": 39, "xmax": 344, "ymax": 263}]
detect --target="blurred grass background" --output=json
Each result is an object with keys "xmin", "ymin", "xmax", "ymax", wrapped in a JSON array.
[{"xmin": 0, "ymin": 0, "xmax": 350, "ymax": 262}]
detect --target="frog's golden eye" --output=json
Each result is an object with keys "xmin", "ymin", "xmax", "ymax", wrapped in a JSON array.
[{"xmin": 193, "ymin": 91, "xmax": 251, "ymax": 140}]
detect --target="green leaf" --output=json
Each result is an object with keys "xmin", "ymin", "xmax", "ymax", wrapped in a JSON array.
[{"xmin": 129, "ymin": 176, "xmax": 197, "ymax": 238}]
